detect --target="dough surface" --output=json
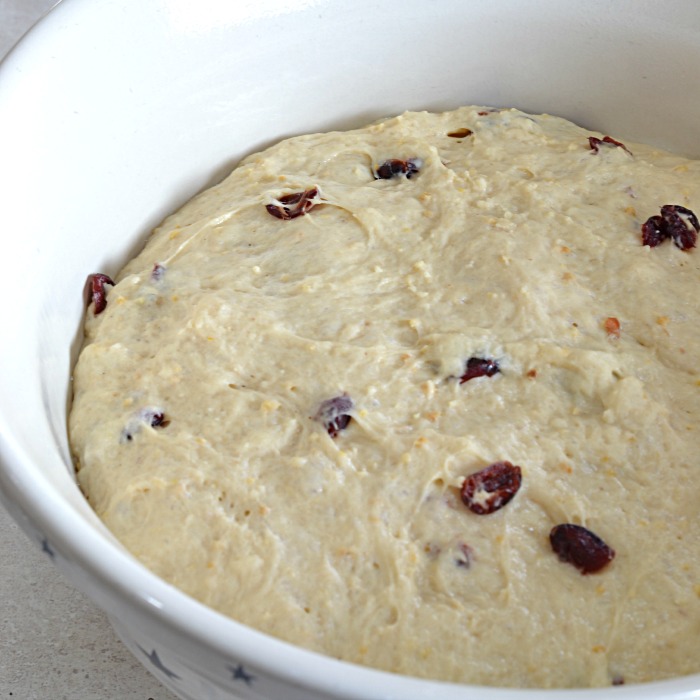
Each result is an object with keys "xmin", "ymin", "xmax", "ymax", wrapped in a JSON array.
[{"xmin": 69, "ymin": 106, "xmax": 700, "ymax": 688}]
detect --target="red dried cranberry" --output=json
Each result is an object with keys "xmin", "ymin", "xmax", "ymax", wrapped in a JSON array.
[
  {"xmin": 85, "ymin": 273, "xmax": 115, "ymax": 315},
  {"xmin": 641, "ymin": 205, "xmax": 699, "ymax": 251},
  {"xmin": 459, "ymin": 357, "xmax": 500, "ymax": 384},
  {"xmin": 447, "ymin": 128, "xmax": 473, "ymax": 138},
  {"xmin": 121, "ymin": 407, "xmax": 169, "ymax": 442},
  {"xmin": 460, "ymin": 461, "xmax": 522, "ymax": 515},
  {"xmin": 374, "ymin": 158, "xmax": 421, "ymax": 180},
  {"xmin": 146, "ymin": 410, "xmax": 168, "ymax": 428},
  {"xmin": 661, "ymin": 204, "xmax": 699, "ymax": 251},
  {"xmin": 641, "ymin": 215, "xmax": 669, "ymax": 247},
  {"xmin": 550, "ymin": 523, "xmax": 615, "ymax": 574},
  {"xmin": 588, "ymin": 135, "xmax": 632, "ymax": 155},
  {"xmin": 454, "ymin": 542, "xmax": 474, "ymax": 568},
  {"xmin": 151, "ymin": 263, "xmax": 166, "ymax": 282},
  {"xmin": 266, "ymin": 188, "xmax": 319, "ymax": 220},
  {"xmin": 315, "ymin": 394, "xmax": 353, "ymax": 438}
]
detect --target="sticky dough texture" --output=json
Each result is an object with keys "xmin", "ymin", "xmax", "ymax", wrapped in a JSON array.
[{"xmin": 70, "ymin": 107, "xmax": 700, "ymax": 688}]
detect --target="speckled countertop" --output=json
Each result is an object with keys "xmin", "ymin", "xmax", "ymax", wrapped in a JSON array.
[{"xmin": 0, "ymin": 2, "xmax": 178, "ymax": 698}]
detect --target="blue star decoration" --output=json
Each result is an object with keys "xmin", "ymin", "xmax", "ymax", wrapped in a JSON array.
[
  {"xmin": 228, "ymin": 663, "xmax": 256, "ymax": 686},
  {"xmin": 40, "ymin": 537, "xmax": 55, "ymax": 559},
  {"xmin": 137, "ymin": 645, "xmax": 181, "ymax": 680}
]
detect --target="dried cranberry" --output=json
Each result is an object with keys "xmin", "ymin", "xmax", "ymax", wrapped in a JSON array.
[
  {"xmin": 266, "ymin": 187, "xmax": 319, "ymax": 220},
  {"xmin": 661, "ymin": 204, "xmax": 699, "ymax": 251},
  {"xmin": 550, "ymin": 523, "xmax": 615, "ymax": 574},
  {"xmin": 588, "ymin": 135, "xmax": 632, "ymax": 155},
  {"xmin": 151, "ymin": 263, "xmax": 166, "ymax": 282},
  {"xmin": 447, "ymin": 128, "xmax": 473, "ymax": 138},
  {"xmin": 374, "ymin": 158, "xmax": 421, "ymax": 180},
  {"xmin": 146, "ymin": 410, "xmax": 168, "ymax": 428},
  {"xmin": 459, "ymin": 357, "xmax": 500, "ymax": 384},
  {"xmin": 454, "ymin": 542, "xmax": 474, "ymax": 568},
  {"xmin": 85, "ymin": 273, "xmax": 115, "ymax": 315},
  {"xmin": 460, "ymin": 461, "xmax": 522, "ymax": 515},
  {"xmin": 641, "ymin": 205, "xmax": 699, "ymax": 251},
  {"xmin": 121, "ymin": 407, "xmax": 169, "ymax": 442},
  {"xmin": 641, "ymin": 215, "xmax": 669, "ymax": 247},
  {"xmin": 315, "ymin": 394, "xmax": 353, "ymax": 438}
]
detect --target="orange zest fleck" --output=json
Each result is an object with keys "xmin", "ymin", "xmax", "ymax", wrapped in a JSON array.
[{"xmin": 604, "ymin": 316, "xmax": 621, "ymax": 338}]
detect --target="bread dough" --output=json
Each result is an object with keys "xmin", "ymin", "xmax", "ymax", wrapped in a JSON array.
[{"xmin": 69, "ymin": 106, "xmax": 700, "ymax": 688}]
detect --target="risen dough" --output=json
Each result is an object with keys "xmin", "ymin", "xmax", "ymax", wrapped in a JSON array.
[{"xmin": 69, "ymin": 107, "xmax": 700, "ymax": 688}]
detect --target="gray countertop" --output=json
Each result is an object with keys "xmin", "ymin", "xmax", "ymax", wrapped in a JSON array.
[{"xmin": 0, "ymin": 2, "xmax": 178, "ymax": 698}]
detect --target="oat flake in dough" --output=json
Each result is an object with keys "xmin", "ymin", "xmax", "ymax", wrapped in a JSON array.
[{"xmin": 69, "ymin": 106, "xmax": 700, "ymax": 689}]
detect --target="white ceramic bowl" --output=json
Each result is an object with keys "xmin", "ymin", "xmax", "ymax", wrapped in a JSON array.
[{"xmin": 1, "ymin": 1, "xmax": 700, "ymax": 699}]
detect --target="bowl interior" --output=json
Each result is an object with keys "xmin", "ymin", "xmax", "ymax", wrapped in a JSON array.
[{"xmin": 2, "ymin": 0, "xmax": 700, "ymax": 698}]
